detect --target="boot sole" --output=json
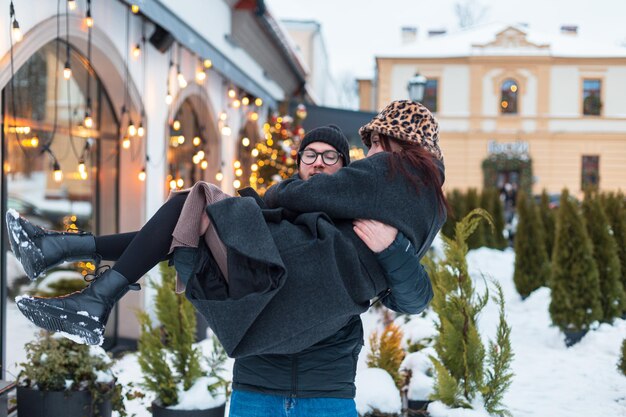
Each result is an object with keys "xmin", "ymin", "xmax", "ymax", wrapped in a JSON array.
[
  {"xmin": 16, "ymin": 297, "xmax": 105, "ymax": 346},
  {"xmin": 5, "ymin": 211, "xmax": 46, "ymax": 281}
]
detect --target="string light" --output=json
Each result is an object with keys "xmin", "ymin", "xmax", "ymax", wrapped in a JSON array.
[
  {"xmin": 10, "ymin": 1, "xmax": 23, "ymax": 43},
  {"xmin": 122, "ymin": 136, "xmax": 131, "ymax": 149},
  {"xmin": 203, "ymin": 59, "xmax": 212, "ymax": 69},
  {"xmin": 68, "ymin": 0, "xmax": 77, "ymax": 11},
  {"xmin": 177, "ymin": 67, "xmax": 187, "ymax": 88},
  {"xmin": 249, "ymin": 112, "xmax": 259, "ymax": 121},
  {"xmin": 219, "ymin": 112, "xmax": 228, "ymax": 121},
  {"xmin": 233, "ymin": 179, "xmax": 241, "ymax": 188},
  {"xmin": 242, "ymin": 137, "xmax": 250, "ymax": 147},
  {"xmin": 251, "ymin": 149, "xmax": 259, "ymax": 157},
  {"xmin": 215, "ymin": 171, "xmax": 223, "ymax": 181},
  {"xmin": 255, "ymin": 98, "xmax": 263, "ymax": 106},
  {"xmin": 138, "ymin": 167, "xmax": 146, "ymax": 181},
  {"xmin": 176, "ymin": 178, "xmax": 184, "ymax": 188},
  {"xmin": 221, "ymin": 125, "xmax": 231, "ymax": 136},
  {"xmin": 177, "ymin": 135, "xmax": 185, "ymax": 144},
  {"xmin": 53, "ymin": 161, "xmax": 63, "ymax": 182},
  {"xmin": 193, "ymin": 136, "xmax": 201, "ymax": 146},
  {"xmin": 169, "ymin": 179, "xmax": 177, "ymax": 189},
  {"xmin": 131, "ymin": 4, "xmax": 140, "ymax": 13},
  {"xmin": 235, "ymin": 169, "xmax": 243, "ymax": 177},
  {"xmin": 242, "ymin": 97, "xmax": 250, "ymax": 106},
  {"xmin": 232, "ymin": 99, "xmax": 241, "ymax": 109},
  {"xmin": 137, "ymin": 121, "xmax": 145, "ymax": 137},
  {"xmin": 200, "ymin": 160, "xmax": 208, "ymax": 170},
  {"xmin": 78, "ymin": 159, "xmax": 86, "ymax": 174},
  {"xmin": 172, "ymin": 120, "xmax": 181, "ymax": 130},
  {"xmin": 165, "ymin": 90, "xmax": 173, "ymax": 105},
  {"xmin": 63, "ymin": 62, "xmax": 72, "ymax": 80},
  {"xmin": 132, "ymin": 44, "xmax": 141, "ymax": 58},
  {"xmin": 128, "ymin": 122, "xmax": 137, "ymax": 136},
  {"xmin": 228, "ymin": 88, "xmax": 237, "ymax": 99},
  {"xmin": 84, "ymin": 112, "xmax": 93, "ymax": 128},
  {"xmin": 196, "ymin": 68, "xmax": 206, "ymax": 83},
  {"xmin": 85, "ymin": 9, "xmax": 93, "ymax": 27},
  {"xmin": 233, "ymin": 160, "xmax": 241, "ymax": 169}
]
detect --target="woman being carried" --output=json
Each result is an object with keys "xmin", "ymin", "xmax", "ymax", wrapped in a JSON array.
[{"xmin": 7, "ymin": 100, "xmax": 446, "ymax": 357}]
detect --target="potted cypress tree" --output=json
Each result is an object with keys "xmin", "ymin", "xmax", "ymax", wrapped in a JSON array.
[
  {"xmin": 137, "ymin": 262, "xmax": 228, "ymax": 417},
  {"xmin": 16, "ymin": 331, "xmax": 127, "ymax": 417}
]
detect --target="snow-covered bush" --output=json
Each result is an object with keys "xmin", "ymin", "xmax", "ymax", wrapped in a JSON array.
[
  {"xmin": 367, "ymin": 323, "xmax": 405, "ymax": 389},
  {"xmin": 136, "ymin": 262, "xmax": 228, "ymax": 408},
  {"xmin": 18, "ymin": 331, "xmax": 127, "ymax": 416}
]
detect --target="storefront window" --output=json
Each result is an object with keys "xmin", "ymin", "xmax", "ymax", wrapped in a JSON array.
[
  {"xmin": 2, "ymin": 40, "xmax": 119, "ymax": 376},
  {"xmin": 500, "ymin": 79, "xmax": 518, "ymax": 114},
  {"xmin": 167, "ymin": 99, "xmax": 209, "ymax": 191}
]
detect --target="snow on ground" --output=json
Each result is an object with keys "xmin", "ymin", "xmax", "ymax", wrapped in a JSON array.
[{"xmin": 7, "ymin": 246, "xmax": 626, "ymax": 417}]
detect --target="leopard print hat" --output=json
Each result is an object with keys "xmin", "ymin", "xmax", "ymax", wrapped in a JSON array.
[{"xmin": 359, "ymin": 100, "xmax": 443, "ymax": 161}]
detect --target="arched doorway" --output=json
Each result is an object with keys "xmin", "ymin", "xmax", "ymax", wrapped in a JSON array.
[{"xmin": 2, "ymin": 39, "xmax": 120, "ymax": 375}]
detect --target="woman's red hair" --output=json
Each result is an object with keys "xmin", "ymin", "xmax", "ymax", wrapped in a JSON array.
[{"xmin": 379, "ymin": 134, "xmax": 450, "ymax": 215}]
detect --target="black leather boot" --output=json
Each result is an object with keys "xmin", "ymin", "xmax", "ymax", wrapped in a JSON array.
[
  {"xmin": 5, "ymin": 210, "xmax": 99, "ymax": 280},
  {"xmin": 16, "ymin": 268, "xmax": 140, "ymax": 345}
]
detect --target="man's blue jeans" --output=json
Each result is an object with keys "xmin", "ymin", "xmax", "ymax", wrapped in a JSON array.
[{"xmin": 228, "ymin": 390, "xmax": 357, "ymax": 417}]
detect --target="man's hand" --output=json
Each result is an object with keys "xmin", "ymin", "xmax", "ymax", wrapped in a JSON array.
[{"xmin": 353, "ymin": 219, "xmax": 398, "ymax": 253}]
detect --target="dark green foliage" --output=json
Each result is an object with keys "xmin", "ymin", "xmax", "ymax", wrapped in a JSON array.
[
  {"xmin": 466, "ymin": 189, "xmax": 485, "ymax": 249},
  {"xmin": 513, "ymin": 190, "xmax": 550, "ymax": 298},
  {"xmin": 137, "ymin": 262, "xmax": 205, "ymax": 407},
  {"xmin": 549, "ymin": 189, "xmax": 602, "ymax": 334},
  {"xmin": 539, "ymin": 190, "xmax": 556, "ymax": 259},
  {"xmin": 480, "ymin": 189, "xmax": 495, "ymax": 248},
  {"xmin": 427, "ymin": 209, "xmax": 514, "ymax": 415},
  {"xmin": 482, "ymin": 282, "xmax": 514, "ymax": 417},
  {"xmin": 18, "ymin": 331, "xmax": 127, "ymax": 416},
  {"xmin": 490, "ymin": 188, "xmax": 508, "ymax": 249},
  {"xmin": 442, "ymin": 189, "xmax": 467, "ymax": 239},
  {"xmin": 619, "ymin": 338, "xmax": 626, "ymax": 376},
  {"xmin": 582, "ymin": 194, "xmax": 624, "ymax": 322},
  {"xmin": 602, "ymin": 191, "xmax": 626, "ymax": 313}
]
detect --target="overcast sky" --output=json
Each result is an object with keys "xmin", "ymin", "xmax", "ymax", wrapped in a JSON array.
[{"xmin": 265, "ymin": 0, "xmax": 626, "ymax": 80}]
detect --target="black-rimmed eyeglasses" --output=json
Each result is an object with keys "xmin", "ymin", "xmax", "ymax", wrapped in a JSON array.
[{"xmin": 298, "ymin": 149, "xmax": 343, "ymax": 166}]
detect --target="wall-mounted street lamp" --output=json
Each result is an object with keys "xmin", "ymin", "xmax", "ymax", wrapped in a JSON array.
[{"xmin": 407, "ymin": 72, "xmax": 427, "ymax": 102}]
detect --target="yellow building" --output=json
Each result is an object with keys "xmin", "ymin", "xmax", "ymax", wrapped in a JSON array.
[{"xmin": 358, "ymin": 24, "xmax": 626, "ymax": 197}]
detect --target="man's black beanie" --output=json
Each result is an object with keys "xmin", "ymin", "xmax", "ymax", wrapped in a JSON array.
[{"xmin": 297, "ymin": 124, "xmax": 351, "ymax": 166}]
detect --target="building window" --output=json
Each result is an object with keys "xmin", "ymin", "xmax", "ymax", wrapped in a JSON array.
[
  {"xmin": 500, "ymin": 79, "xmax": 518, "ymax": 114},
  {"xmin": 582, "ymin": 79, "xmax": 602, "ymax": 116},
  {"xmin": 167, "ymin": 99, "xmax": 207, "ymax": 191},
  {"xmin": 2, "ymin": 39, "xmax": 119, "ymax": 374},
  {"xmin": 422, "ymin": 79, "xmax": 438, "ymax": 113},
  {"xmin": 581, "ymin": 155, "xmax": 600, "ymax": 190}
]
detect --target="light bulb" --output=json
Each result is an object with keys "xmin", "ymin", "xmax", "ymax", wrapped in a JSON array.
[
  {"xmin": 53, "ymin": 162, "xmax": 63, "ymax": 182},
  {"xmin": 132, "ymin": 44, "xmax": 141, "ymax": 58},
  {"xmin": 242, "ymin": 97, "xmax": 250, "ymax": 106},
  {"xmin": 138, "ymin": 168, "xmax": 146, "ymax": 181},
  {"xmin": 84, "ymin": 113, "xmax": 93, "ymax": 129},
  {"xmin": 12, "ymin": 20, "xmax": 23, "ymax": 43},
  {"xmin": 228, "ymin": 88, "xmax": 236, "ymax": 99},
  {"xmin": 137, "ymin": 123, "xmax": 145, "ymax": 137},
  {"xmin": 242, "ymin": 137, "xmax": 250, "ymax": 147},
  {"xmin": 169, "ymin": 179, "xmax": 177, "ymax": 189},
  {"xmin": 122, "ymin": 136, "xmax": 131, "ymax": 149},
  {"xmin": 78, "ymin": 159, "xmax": 86, "ymax": 174},
  {"xmin": 31, "ymin": 136, "xmax": 39, "ymax": 147},
  {"xmin": 177, "ymin": 135, "xmax": 185, "ymax": 144},
  {"xmin": 68, "ymin": 0, "xmax": 77, "ymax": 11},
  {"xmin": 128, "ymin": 123, "xmax": 137, "ymax": 137},
  {"xmin": 63, "ymin": 62, "xmax": 72, "ymax": 80},
  {"xmin": 250, "ymin": 112, "xmax": 259, "ymax": 121},
  {"xmin": 232, "ymin": 99, "xmax": 241, "ymax": 109},
  {"xmin": 255, "ymin": 98, "xmax": 263, "ymax": 107},
  {"xmin": 165, "ymin": 92, "xmax": 173, "ymax": 105},
  {"xmin": 172, "ymin": 120, "xmax": 181, "ymax": 130},
  {"xmin": 85, "ymin": 11, "xmax": 93, "ymax": 28},
  {"xmin": 203, "ymin": 59, "xmax": 212, "ymax": 69},
  {"xmin": 219, "ymin": 112, "xmax": 227, "ymax": 121},
  {"xmin": 80, "ymin": 170, "xmax": 88, "ymax": 180},
  {"xmin": 233, "ymin": 160, "xmax": 241, "ymax": 169},
  {"xmin": 196, "ymin": 150, "xmax": 205, "ymax": 159},
  {"xmin": 200, "ymin": 160, "xmax": 208, "ymax": 170},
  {"xmin": 235, "ymin": 168, "xmax": 243, "ymax": 177},
  {"xmin": 251, "ymin": 164, "xmax": 258, "ymax": 172},
  {"xmin": 192, "ymin": 136, "xmax": 201, "ymax": 146},
  {"xmin": 233, "ymin": 179, "xmax": 241, "ymax": 188},
  {"xmin": 192, "ymin": 154, "xmax": 201, "ymax": 164},
  {"xmin": 196, "ymin": 70, "xmax": 206, "ymax": 82},
  {"xmin": 176, "ymin": 178, "xmax": 184, "ymax": 188},
  {"xmin": 131, "ymin": 4, "xmax": 140, "ymax": 13},
  {"xmin": 251, "ymin": 149, "xmax": 259, "ymax": 157},
  {"xmin": 215, "ymin": 171, "xmax": 223, "ymax": 181},
  {"xmin": 177, "ymin": 72, "xmax": 187, "ymax": 88},
  {"xmin": 221, "ymin": 125, "xmax": 231, "ymax": 136}
]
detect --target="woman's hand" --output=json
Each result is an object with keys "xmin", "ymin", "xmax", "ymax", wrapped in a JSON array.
[{"xmin": 353, "ymin": 219, "xmax": 398, "ymax": 253}]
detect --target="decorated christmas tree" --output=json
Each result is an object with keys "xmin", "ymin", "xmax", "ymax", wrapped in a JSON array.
[
  {"xmin": 248, "ymin": 104, "xmax": 308, "ymax": 195},
  {"xmin": 549, "ymin": 189, "xmax": 602, "ymax": 344},
  {"xmin": 513, "ymin": 190, "xmax": 550, "ymax": 299},
  {"xmin": 582, "ymin": 193, "xmax": 624, "ymax": 322}
]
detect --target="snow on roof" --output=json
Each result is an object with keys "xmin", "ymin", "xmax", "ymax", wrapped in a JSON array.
[{"xmin": 377, "ymin": 22, "xmax": 626, "ymax": 59}]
